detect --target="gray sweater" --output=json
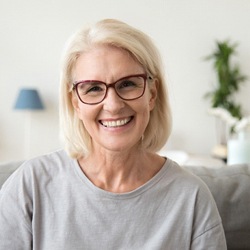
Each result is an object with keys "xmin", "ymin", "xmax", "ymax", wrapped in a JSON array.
[{"xmin": 0, "ymin": 150, "xmax": 226, "ymax": 249}]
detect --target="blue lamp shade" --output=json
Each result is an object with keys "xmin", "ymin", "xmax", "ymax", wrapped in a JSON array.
[{"xmin": 14, "ymin": 88, "xmax": 45, "ymax": 110}]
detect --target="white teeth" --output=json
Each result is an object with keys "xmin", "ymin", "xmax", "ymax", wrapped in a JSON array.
[{"xmin": 101, "ymin": 118, "xmax": 131, "ymax": 128}]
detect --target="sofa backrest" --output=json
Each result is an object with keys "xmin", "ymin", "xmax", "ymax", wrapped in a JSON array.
[
  {"xmin": 0, "ymin": 161, "xmax": 23, "ymax": 189},
  {"xmin": 185, "ymin": 164, "xmax": 250, "ymax": 250}
]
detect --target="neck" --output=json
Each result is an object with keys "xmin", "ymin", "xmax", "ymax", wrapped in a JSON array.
[{"xmin": 78, "ymin": 148, "xmax": 165, "ymax": 193}]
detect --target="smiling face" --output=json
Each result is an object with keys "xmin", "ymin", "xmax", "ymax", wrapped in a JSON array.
[{"xmin": 72, "ymin": 45, "xmax": 157, "ymax": 154}]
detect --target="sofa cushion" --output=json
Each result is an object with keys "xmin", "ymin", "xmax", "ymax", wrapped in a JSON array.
[
  {"xmin": 0, "ymin": 161, "xmax": 23, "ymax": 189},
  {"xmin": 185, "ymin": 164, "xmax": 250, "ymax": 250}
]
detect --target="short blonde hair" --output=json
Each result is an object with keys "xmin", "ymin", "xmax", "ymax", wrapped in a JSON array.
[{"xmin": 59, "ymin": 19, "xmax": 172, "ymax": 159}]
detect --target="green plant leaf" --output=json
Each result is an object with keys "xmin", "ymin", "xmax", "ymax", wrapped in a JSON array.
[{"xmin": 204, "ymin": 39, "xmax": 247, "ymax": 118}]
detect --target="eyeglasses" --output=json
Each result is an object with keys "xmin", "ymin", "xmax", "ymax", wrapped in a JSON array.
[{"xmin": 72, "ymin": 74, "xmax": 149, "ymax": 105}]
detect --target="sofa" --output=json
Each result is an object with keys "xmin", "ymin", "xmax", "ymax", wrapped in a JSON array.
[
  {"xmin": 0, "ymin": 160, "xmax": 250, "ymax": 250},
  {"xmin": 185, "ymin": 164, "xmax": 250, "ymax": 250}
]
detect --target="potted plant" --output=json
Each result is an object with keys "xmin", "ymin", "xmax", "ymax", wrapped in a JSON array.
[
  {"xmin": 204, "ymin": 40, "xmax": 247, "ymax": 159},
  {"xmin": 205, "ymin": 41, "xmax": 246, "ymax": 119},
  {"xmin": 204, "ymin": 40, "xmax": 247, "ymax": 119}
]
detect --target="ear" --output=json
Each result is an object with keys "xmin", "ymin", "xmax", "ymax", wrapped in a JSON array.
[
  {"xmin": 149, "ymin": 79, "xmax": 158, "ymax": 111},
  {"xmin": 71, "ymin": 92, "xmax": 82, "ymax": 117}
]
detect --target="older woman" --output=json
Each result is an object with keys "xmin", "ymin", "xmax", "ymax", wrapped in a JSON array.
[{"xmin": 0, "ymin": 19, "xmax": 226, "ymax": 249}]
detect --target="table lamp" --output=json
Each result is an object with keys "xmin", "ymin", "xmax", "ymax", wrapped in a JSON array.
[{"xmin": 14, "ymin": 88, "xmax": 45, "ymax": 158}]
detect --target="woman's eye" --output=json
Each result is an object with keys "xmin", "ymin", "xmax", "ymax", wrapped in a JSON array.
[
  {"xmin": 78, "ymin": 82, "xmax": 105, "ymax": 95},
  {"xmin": 86, "ymin": 85, "xmax": 103, "ymax": 93},
  {"xmin": 119, "ymin": 80, "xmax": 136, "ymax": 88}
]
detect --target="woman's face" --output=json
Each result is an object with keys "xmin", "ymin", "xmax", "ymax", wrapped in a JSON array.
[{"xmin": 72, "ymin": 45, "xmax": 157, "ymax": 153}]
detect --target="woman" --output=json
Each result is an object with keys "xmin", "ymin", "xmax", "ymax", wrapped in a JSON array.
[{"xmin": 0, "ymin": 19, "xmax": 226, "ymax": 249}]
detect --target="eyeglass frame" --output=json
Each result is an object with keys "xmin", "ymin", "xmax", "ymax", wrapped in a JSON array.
[{"xmin": 71, "ymin": 73, "xmax": 152, "ymax": 105}]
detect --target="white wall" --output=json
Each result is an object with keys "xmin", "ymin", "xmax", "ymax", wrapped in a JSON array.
[{"xmin": 1, "ymin": 0, "xmax": 250, "ymax": 161}]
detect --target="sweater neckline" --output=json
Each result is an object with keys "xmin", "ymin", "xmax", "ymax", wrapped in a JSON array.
[{"xmin": 72, "ymin": 157, "xmax": 171, "ymax": 199}]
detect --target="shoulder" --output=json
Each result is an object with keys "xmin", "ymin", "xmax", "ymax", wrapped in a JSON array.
[
  {"xmin": 21, "ymin": 149, "xmax": 72, "ymax": 173},
  {"xmin": 1, "ymin": 150, "xmax": 75, "ymax": 193},
  {"xmin": 24, "ymin": 149, "xmax": 72, "ymax": 168},
  {"xmin": 165, "ymin": 159, "xmax": 225, "ymax": 244},
  {"xmin": 165, "ymin": 158, "xmax": 212, "ymax": 194},
  {"xmin": 163, "ymin": 159, "xmax": 219, "ymax": 219}
]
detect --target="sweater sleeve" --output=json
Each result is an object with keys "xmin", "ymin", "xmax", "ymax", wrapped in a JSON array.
[
  {"xmin": 190, "ymin": 177, "xmax": 227, "ymax": 250},
  {"xmin": 191, "ymin": 223, "xmax": 227, "ymax": 249}
]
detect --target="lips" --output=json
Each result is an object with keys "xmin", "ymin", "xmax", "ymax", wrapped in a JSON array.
[{"xmin": 100, "ymin": 117, "xmax": 133, "ymax": 128}]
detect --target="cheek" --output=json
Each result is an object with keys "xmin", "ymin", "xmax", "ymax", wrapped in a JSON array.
[
  {"xmin": 72, "ymin": 98, "xmax": 98, "ymax": 125},
  {"xmin": 78, "ymin": 107, "xmax": 97, "ymax": 124}
]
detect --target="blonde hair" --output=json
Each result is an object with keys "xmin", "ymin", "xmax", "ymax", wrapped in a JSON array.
[{"xmin": 59, "ymin": 19, "xmax": 172, "ymax": 158}]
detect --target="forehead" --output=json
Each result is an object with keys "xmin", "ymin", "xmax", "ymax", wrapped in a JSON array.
[{"xmin": 73, "ymin": 45, "xmax": 144, "ymax": 81}]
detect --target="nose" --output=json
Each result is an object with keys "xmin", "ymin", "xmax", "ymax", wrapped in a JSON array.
[{"xmin": 102, "ymin": 87, "xmax": 125, "ymax": 112}]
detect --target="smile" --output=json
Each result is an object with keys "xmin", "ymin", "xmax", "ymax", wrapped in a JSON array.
[{"xmin": 100, "ymin": 117, "xmax": 133, "ymax": 128}]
